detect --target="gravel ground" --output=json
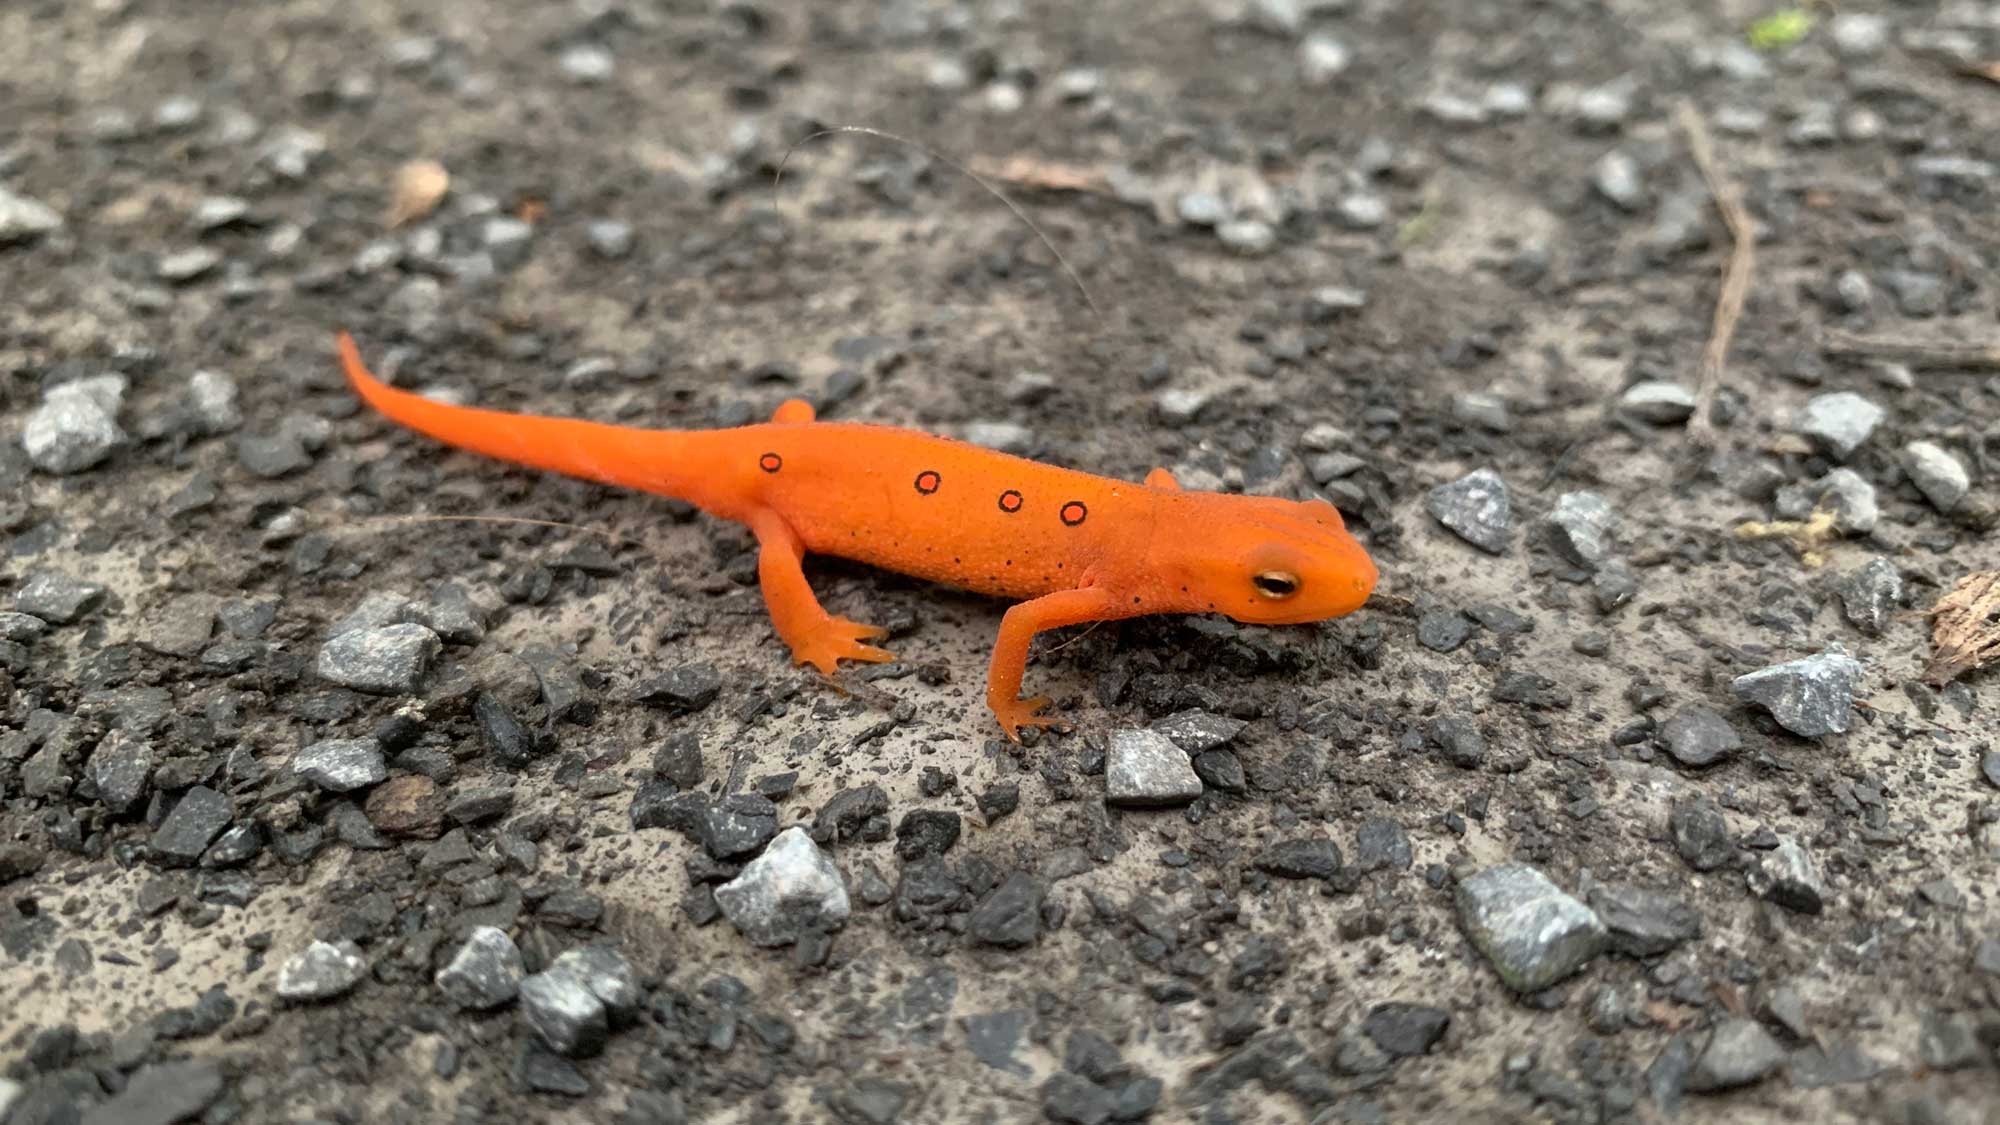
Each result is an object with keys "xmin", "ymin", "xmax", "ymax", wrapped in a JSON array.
[{"xmin": 4, "ymin": 1, "xmax": 2000, "ymax": 1123}]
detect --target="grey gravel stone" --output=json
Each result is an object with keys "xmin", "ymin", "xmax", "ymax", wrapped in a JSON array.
[
  {"xmin": 1455, "ymin": 862, "xmax": 1607, "ymax": 992},
  {"xmin": 1775, "ymin": 469, "xmax": 1879, "ymax": 536},
  {"xmin": 585, "ymin": 219, "xmax": 633, "ymax": 259},
  {"xmin": 1830, "ymin": 12, "xmax": 1889, "ymax": 56},
  {"xmin": 78, "ymin": 1060, "xmax": 223, "ymax": 1125},
  {"xmin": 1732, "ymin": 648, "xmax": 1865, "ymax": 737},
  {"xmin": 519, "ymin": 964, "xmax": 609, "ymax": 1057},
  {"xmin": 24, "ymin": 375, "xmax": 127, "ymax": 474},
  {"xmin": 1660, "ymin": 705, "xmax": 1741, "ymax": 767},
  {"xmin": 275, "ymin": 939, "xmax": 368, "ymax": 1001},
  {"xmin": 1151, "ymin": 710, "xmax": 1246, "ymax": 753},
  {"xmin": 1593, "ymin": 150, "xmax": 1645, "ymax": 211},
  {"xmin": 1335, "ymin": 192, "xmax": 1388, "ymax": 229},
  {"xmin": 1587, "ymin": 884, "xmax": 1702, "ymax": 957},
  {"xmin": 150, "ymin": 786, "xmax": 232, "ymax": 866},
  {"xmin": 482, "ymin": 216, "xmax": 534, "ymax": 268},
  {"xmin": 1176, "ymin": 191, "xmax": 1228, "ymax": 228},
  {"xmin": 0, "ymin": 611, "xmax": 46, "ymax": 642},
  {"xmin": 1543, "ymin": 491, "xmax": 1616, "ymax": 569},
  {"xmin": 156, "ymin": 247, "xmax": 220, "ymax": 282},
  {"xmin": 1882, "ymin": 270, "xmax": 1943, "ymax": 318},
  {"xmin": 316, "ymin": 623, "xmax": 441, "ymax": 694},
  {"xmin": 1918, "ymin": 1010, "xmax": 1981, "ymax": 1071},
  {"xmin": 1620, "ymin": 381, "xmax": 1697, "ymax": 424},
  {"xmin": 435, "ymin": 926, "xmax": 524, "ymax": 1010},
  {"xmin": 1902, "ymin": 442, "xmax": 1969, "ymax": 513},
  {"xmin": 1105, "ymin": 729, "xmax": 1203, "ymax": 806},
  {"xmin": 558, "ymin": 43, "xmax": 615, "ymax": 84},
  {"xmin": 1687, "ymin": 1018, "xmax": 1786, "ymax": 1092},
  {"xmin": 963, "ymin": 421, "xmax": 1033, "ymax": 453},
  {"xmin": 714, "ymin": 827, "xmax": 850, "ymax": 947},
  {"xmin": 1299, "ymin": 34, "xmax": 1350, "ymax": 85},
  {"xmin": 190, "ymin": 195, "xmax": 250, "ymax": 231},
  {"xmin": 1831, "ymin": 269, "xmax": 1873, "ymax": 313},
  {"xmin": 293, "ymin": 739, "xmax": 387, "ymax": 792},
  {"xmin": 1217, "ymin": 219, "xmax": 1275, "ymax": 256},
  {"xmin": 1255, "ymin": 838, "xmax": 1345, "ymax": 881},
  {"xmin": 1747, "ymin": 837, "xmax": 1825, "ymax": 914},
  {"xmin": 91, "ymin": 729, "xmax": 154, "ymax": 814},
  {"xmin": 0, "ymin": 185, "xmax": 62, "ymax": 243},
  {"xmin": 1836, "ymin": 558, "xmax": 1903, "ymax": 635},
  {"xmin": 1795, "ymin": 393, "xmax": 1883, "ymax": 459},
  {"xmin": 552, "ymin": 945, "xmax": 642, "ymax": 1025},
  {"xmin": 183, "ymin": 370, "xmax": 242, "ymax": 435},
  {"xmin": 16, "ymin": 571, "xmax": 107, "ymax": 624},
  {"xmin": 1426, "ymin": 469, "xmax": 1512, "ymax": 554}
]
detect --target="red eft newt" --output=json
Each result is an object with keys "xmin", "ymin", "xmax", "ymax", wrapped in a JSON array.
[{"xmin": 335, "ymin": 333, "xmax": 1378, "ymax": 740}]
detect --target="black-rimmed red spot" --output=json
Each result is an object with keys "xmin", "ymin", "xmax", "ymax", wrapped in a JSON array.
[
  {"xmin": 997, "ymin": 489, "xmax": 1024, "ymax": 513},
  {"xmin": 1059, "ymin": 501, "xmax": 1088, "ymax": 527},
  {"xmin": 914, "ymin": 470, "xmax": 941, "ymax": 495},
  {"xmin": 759, "ymin": 452, "xmax": 782, "ymax": 473}
]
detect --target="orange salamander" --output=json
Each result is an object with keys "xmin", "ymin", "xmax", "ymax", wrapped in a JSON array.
[{"xmin": 335, "ymin": 333, "xmax": 1378, "ymax": 740}]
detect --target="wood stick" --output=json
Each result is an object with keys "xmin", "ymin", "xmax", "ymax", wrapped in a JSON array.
[
  {"xmin": 1822, "ymin": 331, "xmax": 2000, "ymax": 371},
  {"xmin": 1676, "ymin": 101, "xmax": 1756, "ymax": 447}
]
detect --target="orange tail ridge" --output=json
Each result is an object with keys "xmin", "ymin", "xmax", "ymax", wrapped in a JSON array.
[{"xmin": 335, "ymin": 332, "xmax": 728, "ymax": 508}]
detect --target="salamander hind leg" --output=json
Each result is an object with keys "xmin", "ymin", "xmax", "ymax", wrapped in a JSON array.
[
  {"xmin": 748, "ymin": 510, "xmax": 894, "ymax": 674},
  {"xmin": 771, "ymin": 398, "xmax": 816, "ymax": 424}
]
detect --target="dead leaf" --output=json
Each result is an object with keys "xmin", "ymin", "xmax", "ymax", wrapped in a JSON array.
[
  {"xmin": 1963, "ymin": 60, "xmax": 2000, "ymax": 84},
  {"xmin": 1923, "ymin": 570, "xmax": 2000, "ymax": 686},
  {"xmin": 385, "ymin": 159, "xmax": 450, "ymax": 228},
  {"xmin": 1643, "ymin": 1000, "xmax": 1695, "ymax": 1031},
  {"xmin": 516, "ymin": 199, "xmax": 547, "ymax": 224},
  {"xmin": 1732, "ymin": 510, "xmax": 1839, "ymax": 569},
  {"xmin": 965, "ymin": 154, "xmax": 1111, "ymax": 196}
]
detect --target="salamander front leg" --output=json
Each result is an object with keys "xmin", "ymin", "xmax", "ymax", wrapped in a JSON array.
[
  {"xmin": 748, "ymin": 510, "xmax": 894, "ymax": 674},
  {"xmin": 986, "ymin": 587, "xmax": 1117, "ymax": 742}
]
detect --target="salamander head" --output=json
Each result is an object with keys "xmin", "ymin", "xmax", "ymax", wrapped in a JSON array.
[{"xmin": 1157, "ymin": 495, "xmax": 1377, "ymax": 625}]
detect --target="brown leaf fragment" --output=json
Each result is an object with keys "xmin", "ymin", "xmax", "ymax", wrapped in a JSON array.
[
  {"xmin": 1963, "ymin": 60, "xmax": 2000, "ymax": 84},
  {"xmin": 1924, "ymin": 570, "xmax": 2000, "ymax": 686},
  {"xmin": 386, "ymin": 159, "xmax": 450, "ymax": 228}
]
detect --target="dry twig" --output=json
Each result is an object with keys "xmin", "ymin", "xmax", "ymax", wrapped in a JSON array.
[
  {"xmin": 1676, "ymin": 101, "xmax": 1756, "ymax": 447},
  {"xmin": 1924, "ymin": 570, "xmax": 2000, "ymax": 686},
  {"xmin": 1822, "ymin": 330, "xmax": 2000, "ymax": 371}
]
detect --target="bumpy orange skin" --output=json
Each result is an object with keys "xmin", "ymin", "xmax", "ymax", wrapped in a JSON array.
[{"xmin": 336, "ymin": 333, "xmax": 1377, "ymax": 739}]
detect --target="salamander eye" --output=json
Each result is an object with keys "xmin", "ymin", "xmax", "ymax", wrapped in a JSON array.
[{"xmin": 1253, "ymin": 571, "xmax": 1301, "ymax": 599}]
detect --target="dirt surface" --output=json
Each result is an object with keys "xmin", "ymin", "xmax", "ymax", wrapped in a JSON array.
[{"xmin": 4, "ymin": 1, "xmax": 1999, "ymax": 1122}]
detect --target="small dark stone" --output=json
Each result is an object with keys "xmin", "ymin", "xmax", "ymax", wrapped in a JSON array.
[
  {"xmin": 635, "ymin": 662, "xmax": 722, "ymax": 712},
  {"xmin": 1042, "ymin": 1072, "xmax": 1118, "ymax": 1125},
  {"xmin": 1670, "ymin": 798, "xmax": 1734, "ymax": 872},
  {"xmin": 1361, "ymin": 1002, "xmax": 1450, "ymax": 1058},
  {"xmin": 1417, "ymin": 610, "xmax": 1473, "ymax": 652},
  {"xmin": 651, "ymin": 732, "xmax": 704, "ymax": 788},
  {"xmin": 516, "ymin": 1043, "xmax": 591, "ymax": 1096},
  {"xmin": 1588, "ymin": 884, "xmax": 1702, "ymax": 957},
  {"xmin": 895, "ymin": 810, "xmax": 962, "ymax": 860},
  {"xmin": 977, "ymin": 783, "xmax": 1020, "ymax": 821},
  {"xmin": 1426, "ymin": 714, "xmax": 1487, "ymax": 768},
  {"xmin": 815, "ymin": 784, "xmax": 890, "ymax": 844},
  {"xmin": 475, "ymin": 690, "xmax": 540, "ymax": 766},
  {"xmin": 702, "ymin": 793, "xmax": 778, "ymax": 859},
  {"xmin": 967, "ymin": 871, "xmax": 1043, "ymax": 948},
  {"xmin": 1660, "ymin": 705, "xmax": 1741, "ymax": 768},
  {"xmin": 447, "ymin": 784, "xmax": 516, "ymax": 825},
  {"xmin": 150, "ymin": 786, "xmax": 233, "ymax": 867},
  {"xmin": 1191, "ymin": 749, "xmax": 1247, "ymax": 792},
  {"xmin": 1354, "ymin": 818, "xmax": 1413, "ymax": 872},
  {"xmin": 833, "ymin": 1078, "xmax": 910, "ymax": 1124},
  {"xmin": 1254, "ymin": 838, "xmax": 1344, "ymax": 881}
]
